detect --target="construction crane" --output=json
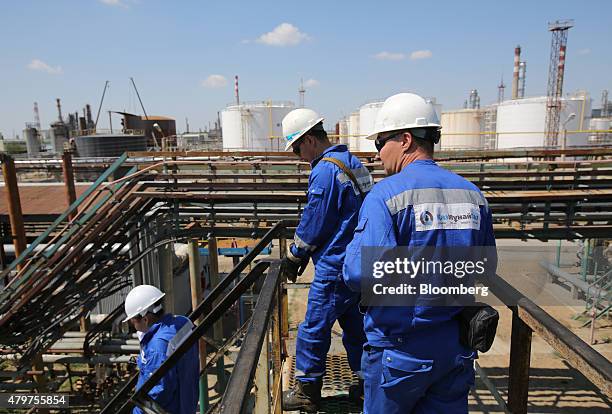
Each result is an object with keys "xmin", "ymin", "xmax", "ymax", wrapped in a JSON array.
[{"xmin": 544, "ymin": 19, "xmax": 574, "ymax": 147}]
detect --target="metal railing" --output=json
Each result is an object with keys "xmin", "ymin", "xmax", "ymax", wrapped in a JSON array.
[{"xmin": 101, "ymin": 221, "xmax": 291, "ymax": 413}]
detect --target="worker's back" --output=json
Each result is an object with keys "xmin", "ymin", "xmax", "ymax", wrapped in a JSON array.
[
  {"xmin": 345, "ymin": 159, "xmax": 496, "ymax": 345},
  {"xmin": 135, "ymin": 314, "xmax": 199, "ymax": 414}
]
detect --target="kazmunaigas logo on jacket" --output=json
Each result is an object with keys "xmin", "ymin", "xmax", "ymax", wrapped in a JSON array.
[
  {"xmin": 414, "ymin": 203, "xmax": 481, "ymax": 231},
  {"xmin": 419, "ymin": 210, "xmax": 434, "ymax": 225}
]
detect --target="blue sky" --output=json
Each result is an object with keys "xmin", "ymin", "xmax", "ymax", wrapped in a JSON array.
[{"xmin": 0, "ymin": 0, "xmax": 610, "ymax": 138}]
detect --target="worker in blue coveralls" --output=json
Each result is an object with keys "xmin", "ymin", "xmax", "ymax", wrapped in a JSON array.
[
  {"xmin": 123, "ymin": 285, "xmax": 199, "ymax": 414},
  {"xmin": 280, "ymin": 108, "xmax": 373, "ymax": 412},
  {"xmin": 344, "ymin": 93, "xmax": 497, "ymax": 413}
]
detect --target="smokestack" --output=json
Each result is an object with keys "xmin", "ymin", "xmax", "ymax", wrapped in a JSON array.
[
  {"xmin": 56, "ymin": 98, "xmax": 64, "ymax": 123},
  {"xmin": 234, "ymin": 75, "xmax": 240, "ymax": 106},
  {"xmin": 557, "ymin": 45, "xmax": 566, "ymax": 97},
  {"xmin": 518, "ymin": 62, "xmax": 527, "ymax": 99},
  {"xmin": 512, "ymin": 45, "xmax": 521, "ymax": 99},
  {"xmin": 85, "ymin": 104, "xmax": 93, "ymax": 127}
]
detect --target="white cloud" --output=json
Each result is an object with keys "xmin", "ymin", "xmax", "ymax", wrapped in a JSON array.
[
  {"xmin": 99, "ymin": 0, "xmax": 128, "ymax": 7},
  {"xmin": 256, "ymin": 23, "xmax": 310, "ymax": 47},
  {"xmin": 201, "ymin": 75, "xmax": 227, "ymax": 88},
  {"xmin": 578, "ymin": 48, "xmax": 591, "ymax": 55},
  {"xmin": 410, "ymin": 50, "xmax": 432, "ymax": 60},
  {"xmin": 26, "ymin": 59, "xmax": 63, "ymax": 75},
  {"xmin": 304, "ymin": 79, "xmax": 319, "ymax": 88},
  {"xmin": 373, "ymin": 51, "xmax": 406, "ymax": 61}
]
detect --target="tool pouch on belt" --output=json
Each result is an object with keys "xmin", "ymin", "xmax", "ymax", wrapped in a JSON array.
[{"xmin": 456, "ymin": 303, "xmax": 499, "ymax": 353}]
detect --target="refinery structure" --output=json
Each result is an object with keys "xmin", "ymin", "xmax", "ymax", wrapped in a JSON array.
[{"xmin": 0, "ymin": 17, "xmax": 610, "ymax": 414}]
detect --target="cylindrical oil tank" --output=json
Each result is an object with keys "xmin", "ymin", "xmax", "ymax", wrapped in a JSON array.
[
  {"xmin": 221, "ymin": 101, "xmax": 295, "ymax": 151},
  {"xmin": 440, "ymin": 109, "xmax": 483, "ymax": 150},
  {"xmin": 23, "ymin": 127, "xmax": 41, "ymax": 156},
  {"xmin": 348, "ymin": 111, "xmax": 360, "ymax": 151},
  {"xmin": 74, "ymin": 134, "xmax": 147, "ymax": 157},
  {"xmin": 359, "ymin": 101, "xmax": 384, "ymax": 152},
  {"xmin": 496, "ymin": 95, "xmax": 591, "ymax": 148},
  {"xmin": 588, "ymin": 118, "xmax": 611, "ymax": 145}
]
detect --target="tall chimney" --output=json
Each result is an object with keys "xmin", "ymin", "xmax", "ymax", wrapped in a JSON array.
[
  {"xmin": 512, "ymin": 46, "xmax": 521, "ymax": 99},
  {"xmin": 56, "ymin": 98, "xmax": 64, "ymax": 123},
  {"xmin": 518, "ymin": 61, "xmax": 527, "ymax": 98},
  {"xmin": 556, "ymin": 45, "xmax": 566, "ymax": 97},
  {"xmin": 85, "ymin": 104, "xmax": 93, "ymax": 127},
  {"xmin": 234, "ymin": 75, "xmax": 240, "ymax": 106}
]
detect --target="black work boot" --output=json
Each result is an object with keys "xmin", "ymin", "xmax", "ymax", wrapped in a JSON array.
[
  {"xmin": 348, "ymin": 379, "xmax": 364, "ymax": 404},
  {"xmin": 282, "ymin": 379, "xmax": 322, "ymax": 412}
]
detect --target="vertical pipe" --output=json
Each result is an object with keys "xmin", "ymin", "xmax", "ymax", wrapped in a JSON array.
[
  {"xmin": 512, "ymin": 46, "xmax": 521, "ymax": 100},
  {"xmin": 61, "ymin": 151, "xmax": 77, "ymax": 222},
  {"xmin": 188, "ymin": 239, "xmax": 208, "ymax": 413},
  {"xmin": 1, "ymin": 154, "xmax": 27, "ymax": 265},
  {"xmin": 254, "ymin": 331, "xmax": 271, "ymax": 413},
  {"xmin": 207, "ymin": 236, "xmax": 225, "ymax": 390}
]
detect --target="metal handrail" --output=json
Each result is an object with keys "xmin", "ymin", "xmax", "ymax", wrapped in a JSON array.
[
  {"xmin": 488, "ymin": 274, "xmax": 612, "ymax": 411},
  {"xmin": 102, "ymin": 221, "xmax": 291, "ymax": 413},
  {"xmin": 127, "ymin": 261, "xmax": 271, "ymax": 413},
  {"xmin": 218, "ymin": 260, "xmax": 282, "ymax": 413}
]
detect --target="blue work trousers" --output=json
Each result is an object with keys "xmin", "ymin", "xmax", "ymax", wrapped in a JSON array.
[
  {"xmin": 295, "ymin": 274, "xmax": 366, "ymax": 382},
  {"xmin": 362, "ymin": 321, "xmax": 476, "ymax": 413}
]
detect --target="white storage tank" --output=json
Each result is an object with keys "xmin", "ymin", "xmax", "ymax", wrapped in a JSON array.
[
  {"xmin": 588, "ymin": 118, "xmax": 611, "ymax": 145},
  {"xmin": 338, "ymin": 118, "xmax": 349, "ymax": 146},
  {"xmin": 359, "ymin": 101, "xmax": 384, "ymax": 152},
  {"xmin": 221, "ymin": 101, "xmax": 295, "ymax": 151},
  {"xmin": 496, "ymin": 94, "xmax": 591, "ymax": 149},
  {"xmin": 348, "ymin": 111, "xmax": 360, "ymax": 151},
  {"xmin": 440, "ymin": 109, "xmax": 483, "ymax": 150}
]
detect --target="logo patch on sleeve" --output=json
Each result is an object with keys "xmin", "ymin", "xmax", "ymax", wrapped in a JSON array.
[{"xmin": 414, "ymin": 203, "xmax": 481, "ymax": 231}]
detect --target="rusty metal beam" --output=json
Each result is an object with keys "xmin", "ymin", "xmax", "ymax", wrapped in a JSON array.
[
  {"xmin": 61, "ymin": 151, "xmax": 77, "ymax": 221},
  {"xmin": 0, "ymin": 154, "xmax": 27, "ymax": 265}
]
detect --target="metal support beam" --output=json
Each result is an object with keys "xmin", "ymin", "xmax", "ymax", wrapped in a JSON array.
[
  {"xmin": 61, "ymin": 151, "xmax": 77, "ymax": 221},
  {"xmin": 188, "ymin": 239, "xmax": 208, "ymax": 413},
  {"xmin": 508, "ymin": 309, "xmax": 532, "ymax": 414},
  {"xmin": 0, "ymin": 154, "xmax": 27, "ymax": 265}
]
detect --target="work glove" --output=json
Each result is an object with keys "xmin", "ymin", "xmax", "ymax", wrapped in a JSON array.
[{"xmin": 281, "ymin": 255, "xmax": 308, "ymax": 283}]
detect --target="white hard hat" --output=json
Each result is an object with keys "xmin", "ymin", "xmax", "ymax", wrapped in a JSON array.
[
  {"xmin": 282, "ymin": 108, "xmax": 324, "ymax": 151},
  {"xmin": 366, "ymin": 93, "xmax": 440, "ymax": 141},
  {"xmin": 123, "ymin": 285, "xmax": 165, "ymax": 322}
]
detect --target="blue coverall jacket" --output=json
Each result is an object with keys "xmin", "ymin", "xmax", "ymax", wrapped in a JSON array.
[
  {"xmin": 134, "ymin": 314, "xmax": 199, "ymax": 414},
  {"xmin": 291, "ymin": 144, "xmax": 373, "ymax": 381},
  {"xmin": 343, "ymin": 159, "xmax": 497, "ymax": 413}
]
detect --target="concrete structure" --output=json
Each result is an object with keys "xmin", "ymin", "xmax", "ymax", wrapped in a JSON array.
[
  {"xmin": 23, "ymin": 127, "xmax": 41, "ymax": 156},
  {"xmin": 221, "ymin": 101, "xmax": 294, "ymax": 151}
]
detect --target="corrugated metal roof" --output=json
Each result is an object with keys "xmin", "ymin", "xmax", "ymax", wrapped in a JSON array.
[{"xmin": 0, "ymin": 184, "xmax": 92, "ymax": 215}]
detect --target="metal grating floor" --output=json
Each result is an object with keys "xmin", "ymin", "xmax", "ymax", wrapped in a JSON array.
[{"xmin": 285, "ymin": 354, "xmax": 362, "ymax": 414}]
